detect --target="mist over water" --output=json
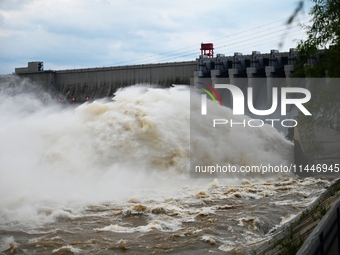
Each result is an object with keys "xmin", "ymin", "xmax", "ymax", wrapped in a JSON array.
[
  {"xmin": 190, "ymin": 88, "xmax": 294, "ymax": 175},
  {"xmin": 0, "ymin": 76, "xmax": 328, "ymax": 254},
  {"xmin": 0, "ymin": 77, "xmax": 188, "ymax": 224},
  {"xmin": 0, "ymin": 76, "xmax": 294, "ymax": 223}
]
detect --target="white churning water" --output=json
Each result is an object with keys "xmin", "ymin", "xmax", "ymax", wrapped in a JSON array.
[{"xmin": 0, "ymin": 76, "xmax": 332, "ymax": 254}]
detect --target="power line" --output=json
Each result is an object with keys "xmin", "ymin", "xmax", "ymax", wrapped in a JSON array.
[
  {"xmin": 111, "ymin": 10, "xmax": 311, "ymax": 66},
  {"xmin": 131, "ymin": 22, "xmax": 305, "ymax": 64}
]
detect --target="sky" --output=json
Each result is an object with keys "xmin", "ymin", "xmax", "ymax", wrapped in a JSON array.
[{"xmin": 0, "ymin": 0, "xmax": 314, "ymax": 74}]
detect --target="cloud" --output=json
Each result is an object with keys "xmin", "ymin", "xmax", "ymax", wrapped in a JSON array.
[
  {"xmin": 0, "ymin": 0, "xmax": 32, "ymax": 11},
  {"xmin": 0, "ymin": 0, "xmax": 311, "ymax": 74}
]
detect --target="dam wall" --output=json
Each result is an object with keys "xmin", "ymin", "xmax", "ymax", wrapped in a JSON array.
[
  {"xmin": 12, "ymin": 48, "xmax": 310, "ymax": 136},
  {"xmin": 14, "ymin": 48, "xmax": 301, "ymax": 103},
  {"xmin": 15, "ymin": 61, "xmax": 197, "ymax": 101}
]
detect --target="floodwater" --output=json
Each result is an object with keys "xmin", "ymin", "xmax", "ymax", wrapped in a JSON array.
[{"xmin": 0, "ymin": 76, "xmax": 334, "ymax": 254}]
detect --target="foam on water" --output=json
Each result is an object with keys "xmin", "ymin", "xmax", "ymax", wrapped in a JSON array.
[
  {"xmin": 0, "ymin": 236, "xmax": 16, "ymax": 253},
  {"xmin": 0, "ymin": 76, "xmax": 294, "ymax": 226},
  {"xmin": 95, "ymin": 220, "xmax": 181, "ymax": 233}
]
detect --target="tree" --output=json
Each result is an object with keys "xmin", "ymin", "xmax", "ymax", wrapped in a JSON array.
[
  {"xmin": 289, "ymin": 0, "xmax": 340, "ymax": 156},
  {"xmin": 296, "ymin": 0, "xmax": 340, "ymax": 77}
]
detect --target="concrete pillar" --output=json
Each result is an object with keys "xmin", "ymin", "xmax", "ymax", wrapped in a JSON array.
[
  {"xmin": 265, "ymin": 66, "xmax": 276, "ymax": 108},
  {"xmin": 228, "ymin": 68, "xmax": 238, "ymax": 85},
  {"xmin": 288, "ymin": 48, "xmax": 297, "ymax": 65},
  {"xmin": 246, "ymin": 67, "xmax": 257, "ymax": 79},
  {"xmin": 247, "ymin": 67, "xmax": 257, "ymax": 112},
  {"xmin": 193, "ymin": 70, "xmax": 203, "ymax": 87},
  {"xmin": 246, "ymin": 51, "xmax": 263, "ymax": 113},
  {"xmin": 228, "ymin": 68, "xmax": 239, "ymax": 109},
  {"xmin": 210, "ymin": 69, "xmax": 220, "ymax": 87},
  {"xmin": 284, "ymin": 64, "xmax": 294, "ymax": 89},
  {"xmin": 284, "ymin": 65, "xmax": 294, "ymax": 78}
]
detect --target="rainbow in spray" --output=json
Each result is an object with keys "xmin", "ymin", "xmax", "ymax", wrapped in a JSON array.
[{"xmin": 197, "ymin": 82, "xmax": 223, "ymax": 106}]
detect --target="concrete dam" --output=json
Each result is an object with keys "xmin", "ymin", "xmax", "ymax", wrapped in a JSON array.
[
  {"xmin": 13, "ymin": 47, "xmax": 306, "ymax": 133},
  {"xmin": 13, "ymin": 46, "xmax": 299, "ymax": 103},
  {"xmin": 11, "ymin": 45, "xmax": 339, "ymax": 167},
  {"xmin": 14, "ymin": 60, "xmax": 197, "ymax": 102}
]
